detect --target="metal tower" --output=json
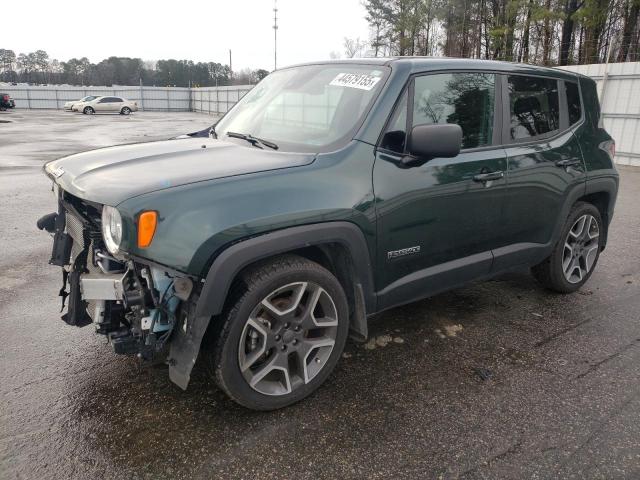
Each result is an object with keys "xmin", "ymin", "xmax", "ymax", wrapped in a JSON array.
[{"xmin": 273, "ymin": 0, "xmax": 278, "ymax": 70}]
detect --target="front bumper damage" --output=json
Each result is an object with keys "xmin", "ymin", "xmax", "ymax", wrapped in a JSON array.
[{"xmin": 37, "ymin": 188, "xmax": 195, "ymax": 367}]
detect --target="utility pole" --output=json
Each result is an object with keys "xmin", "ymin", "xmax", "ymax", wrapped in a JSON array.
[
  {"xmin": 273, "ymin": 0, "xmax": 278, "ymax": 70},
  {"xmin": 229, "ymin": 49, "xmax": 233, "ymax": 84}
]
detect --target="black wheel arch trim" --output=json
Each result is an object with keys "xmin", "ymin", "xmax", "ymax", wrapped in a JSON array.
[
  {"xmin": 195, "ymin": 222, "xmax": 376, "ymax": 318},
  {"xmin": 583, "ymin": 173, "xmax": 618, "ymax": 249},
  {"xmin": 552, "ymin": 181, "xmax": 588, "ymax": 244},
  {"xmin": 168, "ymin": 222, "xmax": 376, "ymax": 390},
  {"xmin": 585, "ymin": 175, "xmax": 618, "ymax": 218}
]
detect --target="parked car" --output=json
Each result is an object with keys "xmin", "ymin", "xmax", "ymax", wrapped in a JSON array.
[
  {"xmin": 38, "ymin": 58, "xmax": 618, "ymax": 410},
  {"xmin": 63, "ymin": 96, "xmax": 97, "ymax": 111},
  {"xmin": 72, "ymin": 96, "xmax": 138, "ymax": 115},
  {"xmin": 0, "ymin": 93, "xmax": 15, "ymax": 110}
]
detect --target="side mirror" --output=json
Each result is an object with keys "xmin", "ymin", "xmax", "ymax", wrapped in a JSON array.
[{"xmin": 405, "ymin": 123, "xmax": 462, "ymax": 166}]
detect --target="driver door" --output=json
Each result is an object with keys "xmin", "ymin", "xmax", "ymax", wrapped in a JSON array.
[{"xmin": 373, "ymin": 71, "xmax": 508, "ymax": 310}]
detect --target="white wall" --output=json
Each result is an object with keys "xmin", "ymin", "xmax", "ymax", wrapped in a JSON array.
[
  {"xmin": 558, "ymin": 62, "xmax": 640, "ymax": 167},
  {"xmin": 190, "ymin": 85, "xmax": 253, "ymax": 114},
  {"xmin": 1, "ymin": 84, "xmax": 253, "ymax": 113}
]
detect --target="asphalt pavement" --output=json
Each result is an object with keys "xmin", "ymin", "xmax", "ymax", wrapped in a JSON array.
[{"xmin": 1, "ymin": 110, "xmax": 639, "ymax": 479}]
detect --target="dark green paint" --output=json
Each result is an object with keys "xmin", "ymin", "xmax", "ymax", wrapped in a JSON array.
[
  {"xmin": 46, "ymin": 58, "xmax": 618, "ymax": 314},
  {"xmin": 373, "ymin": 147, "xmax": 508, "ymax": 292},
  {"xmin": 118, "ymin": 140, "xmax": 378, "ymax": 277}
]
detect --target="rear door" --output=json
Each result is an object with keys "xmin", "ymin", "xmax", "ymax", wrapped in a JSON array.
[
  {"xmin": 494, "ymin": 74, "xmax": 586, "ymax": 270},
  {"xmin": 373, "ymin": 71, "xmax": 509, "ymax": 310},
  {"xmin": 111, "ymin": 97, "xmax": 124, "ymax": 112},
  {"xmin": 95, "ymin": 97, "xmax": 112, "ymax": 112}
]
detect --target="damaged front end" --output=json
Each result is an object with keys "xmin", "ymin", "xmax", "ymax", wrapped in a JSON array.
[{"xmin": 37, "ymin": 187, "xmax": 194, "ymax": 364}]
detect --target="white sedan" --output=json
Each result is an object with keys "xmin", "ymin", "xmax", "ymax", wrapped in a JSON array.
[
  {"xmin": 72, "ymin": 96, "xmax": 139, "ymax": 115},
  {"xmin": 63, "ymin": 95, "xmax": 97, "ymax": 111}
]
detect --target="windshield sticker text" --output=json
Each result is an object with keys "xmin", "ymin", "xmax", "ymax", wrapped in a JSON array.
[{"xmin": 330, "ymin": 73, "xmax": 381, "ymax": 91}]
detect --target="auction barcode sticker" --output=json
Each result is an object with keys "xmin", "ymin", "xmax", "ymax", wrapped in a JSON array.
[{"xmin": 329, "ymin": 73, "xmax": 382, "ymax": 91}]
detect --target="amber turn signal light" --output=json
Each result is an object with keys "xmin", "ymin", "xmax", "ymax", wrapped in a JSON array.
[{"xmin": 137, "ymin": 211, "xmax": 157, "ymax": 248}]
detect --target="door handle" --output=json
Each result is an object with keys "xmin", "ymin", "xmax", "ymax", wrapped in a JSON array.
[
  {"xmin": 473, "ymin": 171, "xmax": 504, "ymax": 183},
  {"xmin": 555, "ymin": 159, "xmax": 582, "ymax": 168}
]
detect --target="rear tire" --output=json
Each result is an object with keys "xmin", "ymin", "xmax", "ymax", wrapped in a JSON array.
[
  {"xmin": 210, "ymin": 254, "xmax": 349, "ymax": 410},
  {"xmin": 83, "ymin": 106, "xmax": 94, "ymax": 115},
  {"xmin": 532, "ymin": 201, "xmax": 603, "ymax": 293},
  {"xmin": 120, "ymin": 107, "xmax": 131, "ymax": 115}
]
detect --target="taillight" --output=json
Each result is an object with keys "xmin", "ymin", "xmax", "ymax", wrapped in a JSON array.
[
  {"xmin": 599, "ymin": 140, "xmax": 616, "ymax": 162},
  {"xmin": 2, "ymin": 95, "xmax": 8, "ymax": 101}
]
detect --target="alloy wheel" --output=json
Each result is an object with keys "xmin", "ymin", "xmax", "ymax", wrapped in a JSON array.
[
  {"xmin": 562, "ymin": 214, "xmax": 600, "ymax": 284},
  {"xmin": 238, "ymin": 281, "xmax": 338, "ymax": 396}
]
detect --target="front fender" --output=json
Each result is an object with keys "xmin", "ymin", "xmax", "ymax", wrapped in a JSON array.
[{"xmin": 168, "ymin": 221, "xmax": 376, "ymax": 390}]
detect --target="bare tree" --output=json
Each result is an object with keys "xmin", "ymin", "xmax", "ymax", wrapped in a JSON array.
[{"xmin": 343, "ymin": 37, "xmax": 367, "ymax": 57}]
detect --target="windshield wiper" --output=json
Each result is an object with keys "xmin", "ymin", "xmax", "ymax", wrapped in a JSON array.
[{"xmin": 226, "ymin": 131, "xmax": 278, "ymax": 150}]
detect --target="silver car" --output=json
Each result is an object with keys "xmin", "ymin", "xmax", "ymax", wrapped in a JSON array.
[
  {"xmin": 63, "ymin": 95, "xmax": 97, "ymax": 111},
  {"xmin": 72, "ymin": 96, "xmax": 138, "ymax": 115}
]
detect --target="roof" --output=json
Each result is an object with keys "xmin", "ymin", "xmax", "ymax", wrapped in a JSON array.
[{"xmin": 286, "ymin": 56, "xmax": 582, "ymax": 80}]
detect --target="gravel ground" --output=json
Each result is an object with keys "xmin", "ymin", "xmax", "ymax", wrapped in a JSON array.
[{"xmin": 1, "ymin": 110, "xmax": 639, "ymax": 480}]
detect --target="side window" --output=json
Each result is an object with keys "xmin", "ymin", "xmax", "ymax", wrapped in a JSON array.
[
  {"xmin": 565, "ymin": 81, "xmax": 582, "ymax": 125},
  {"xmin": 380, "ymin": 89, "xmax": 408, "ymax": 153},
  {"xmin": 412, "ymin": 73, "xmax": 495, "ymax": 149},
  {"xmin": 113, "ymin": 97, "xmax": 123, "ymax": 103},
  {"xmin": 508, "ymin": 76, "xmax": 559, "ymax": 140},
  {"xmin": 98, "ymin": 97, "xmax": 108, "ymax": 103}
]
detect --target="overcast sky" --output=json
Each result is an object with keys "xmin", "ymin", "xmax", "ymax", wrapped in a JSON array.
[{"xmin": 4, "ymin": 0, "xmax": 371, "ymax": 70}]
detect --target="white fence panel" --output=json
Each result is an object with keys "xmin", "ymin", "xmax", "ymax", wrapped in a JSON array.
[
  {"xmin": 558, "ymin": 62, "xmax": 640, "ymax": 166},
  {"xmin": 1, "ymin": 85, "xmax": 192, "ymax": 111},
  {"xmin": 1, "ymin": 84, "xmax": 251, "ymax": 113},
  {"xmin": 190, "ymin": 85, "xmax": 253, "ymax": 115}
]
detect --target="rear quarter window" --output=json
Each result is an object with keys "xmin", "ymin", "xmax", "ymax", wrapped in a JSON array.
[
  {"xmin": 578, "ymin": 77, "xmax": 601, "ymax": 129},
  {"xmin": 565, "ymin": 81, "xmax": 582, "ymax": 125}
]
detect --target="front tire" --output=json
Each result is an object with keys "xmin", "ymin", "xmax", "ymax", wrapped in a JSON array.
[
  {"xmin": 532, "ymin": 201, "xmax": 603, "ymax": 293},
  {"xmin": 83, "ymin": 106, "xmax": 94, "ymax": 115},
  {"xmin": 211, "ymin": 255, "xmax": 349, "ymax": 410}
]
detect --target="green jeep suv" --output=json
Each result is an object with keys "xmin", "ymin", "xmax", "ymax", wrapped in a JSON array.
[{"xmin": 38, "ymin": 58, "xmax": 618, "ymax": 410}]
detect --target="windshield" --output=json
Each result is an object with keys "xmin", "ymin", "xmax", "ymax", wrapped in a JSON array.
[{"xmin": 215, "ymin": 64, "xmax": 389, "ymax": 153}]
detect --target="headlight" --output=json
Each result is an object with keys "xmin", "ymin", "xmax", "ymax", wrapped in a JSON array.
[{"xmin": 101, "ymin": 206, "xmax": 123, "ymax": 254}]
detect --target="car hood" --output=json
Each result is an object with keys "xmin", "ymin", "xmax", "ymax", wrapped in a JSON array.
[{"xmin": 44, "ymin": 137, "xmax": 316, "ymax": 206}]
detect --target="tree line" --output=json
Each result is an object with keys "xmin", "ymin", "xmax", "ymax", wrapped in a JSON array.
[
  {"xmin": 3, "ymin": 0, "xmax": 638, "ymax": 89},
  {"xmin": 357, "ymin": 0, "xmax": 639, "ymax": 65},
  {"xmin": 0, "ymin": 49, "xmax": 269, "ymax": 87}
]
